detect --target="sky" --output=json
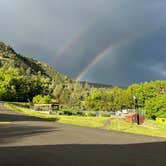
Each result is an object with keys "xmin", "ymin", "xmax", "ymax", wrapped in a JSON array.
[{"xmin": 0, "ymin": 0, "xmax": 166, "ymax": 86}]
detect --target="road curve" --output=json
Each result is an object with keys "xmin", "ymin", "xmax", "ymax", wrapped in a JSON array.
[{"xmin": 0, "ymin": 102, "xmax": 166, "ymax": 166}]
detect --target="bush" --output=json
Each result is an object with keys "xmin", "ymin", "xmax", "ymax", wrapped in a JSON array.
[
  {"xmin": 62, "ymin": 110, "xmax": 75, "ymax": 116},
  {"xmin": 156, "ymin": 117, "xmax": 166, "ymax": 124},
  {"xmin": 145, "ymin": 94, "xmax": 166, "ymax": 119},
  {"xmin": 32, "ymin": 95, "xmax": 52, "ymax": 104},
  {"xmin": 76, "ymin": 111, "xmax": 86, "ymax": 116}
]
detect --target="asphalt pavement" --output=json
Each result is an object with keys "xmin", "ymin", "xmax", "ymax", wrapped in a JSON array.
[{"xmin": 0, "ymin": 102, "xmax": 166, "ymax": 166}]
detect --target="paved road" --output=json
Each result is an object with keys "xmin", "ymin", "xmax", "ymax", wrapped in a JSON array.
[{"xmin": 0, "ymin": 103, "xmax": 166, "ymax": 166}]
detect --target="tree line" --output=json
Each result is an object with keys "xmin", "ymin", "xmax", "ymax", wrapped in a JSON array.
[{"xmin": 0, "ymin": 66, "xmax": 166, "ymax": 119}]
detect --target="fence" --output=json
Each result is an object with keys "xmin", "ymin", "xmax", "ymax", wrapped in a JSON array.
[{"xmin": 33, "ymin": 103, "xmax": 59, "ymax": 114}]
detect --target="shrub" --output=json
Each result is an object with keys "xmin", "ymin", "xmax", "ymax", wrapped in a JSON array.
[
  {"xmin": 76, "ymin": 111, "xmax": 85, "ymax": 116},
  {"xmin": 32, "ymin": 95, "xmax": 52, "ymax": 104},
  {"xmin": 145, "ymin": 94, "xmax": 166, "ymax": 119},
  {"xmin": 156, "ymin": 118, "xmax": 166, "ymax": 124},
  {"xmin": 62, "ymin": 110, "xmax": 74, "ymax": 116}
]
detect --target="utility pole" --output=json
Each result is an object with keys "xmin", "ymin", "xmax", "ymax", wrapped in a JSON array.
[{"xmin": 133, "ymin": 96, "xmax": 139, "ymax": 125}]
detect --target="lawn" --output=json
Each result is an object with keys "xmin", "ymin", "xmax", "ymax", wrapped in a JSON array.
[
  {"xmin": 5, "ymin": 102, "xmax": 166, "ymax": 138},
  {"xmin": 0, "ymin": 122, "xmax": 11, "ymax": 125}
]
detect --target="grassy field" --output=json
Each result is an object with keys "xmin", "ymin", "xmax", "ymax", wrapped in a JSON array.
[
  {"xmin": 5, "ymin": 102, "xmax": 166, "ymax": 138},
  {"xmin": 0, "ymin": 122, "xmax": 11, "ymax": 125}
]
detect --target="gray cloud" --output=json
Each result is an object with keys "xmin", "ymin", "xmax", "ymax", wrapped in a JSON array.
[
  {"xmin": 81, "ymin": 27, "xmax": 166, "ymax": 86},
  {"xmin": 0, "ymin": 0, "xmax": 166, "ymax": 85}
]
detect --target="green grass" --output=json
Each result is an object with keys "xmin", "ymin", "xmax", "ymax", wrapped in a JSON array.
[
  {"xmin": 4, "ymin": 102, "xmax": 107, "ymax": 128},
  {"xmin": 0, "ymin": 122, "xmax": 11, "ymax": 125},
  {"xmin": 106, "ymin": 118, "xmax": 166, "ymax": 138},
  {"xmin": 5, "ymin": 102, "xmax": 166, "ymax": 138}
]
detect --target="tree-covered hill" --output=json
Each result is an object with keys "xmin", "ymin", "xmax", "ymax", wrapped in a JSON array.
[
  {"xmin": 0, "ymin": 41, "xmax": 70, "ymax": 84},
  {"xmin": 0, "ymin": 41, "xmax": 91, "ymax": 104}
]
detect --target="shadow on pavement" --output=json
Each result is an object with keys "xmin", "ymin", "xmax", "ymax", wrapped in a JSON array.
[
  {"xmin": 0, "ymin": 112, "xmax": 58, "ymax": 122},
  {"xmin": 0, "ymin": 142, "xmax": 166, "ymax": 166},
  {"xmin": 0, "ymin": 124, "xmax": 58, "ymax": 144},
  {"xmin": 0, "ymin": 102, "xmax": 58, "ymax": 122}
]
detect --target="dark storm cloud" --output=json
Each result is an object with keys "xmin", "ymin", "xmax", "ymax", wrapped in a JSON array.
[
  {"xmin": 0, "ymin": 0, "xmax": 166, "ymax": 85},
  {"xmin": 81, "ymin": 27, "xmax": 166, "ymax": 86},
  {"xmin": 54, "ymin": 0, "xmax": 166, "ymax": 79}
]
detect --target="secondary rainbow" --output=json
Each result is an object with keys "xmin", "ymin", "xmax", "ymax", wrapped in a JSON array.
[{"xmin": 54, "ymin": 24, "xmax": 93, "ymax": 63}]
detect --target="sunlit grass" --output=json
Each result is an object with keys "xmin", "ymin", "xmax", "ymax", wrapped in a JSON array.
[
  {"xmin": 0, "ymin": 122, "xmax": 11, "ymax": 125},
  {"xmin": 5, "ymin": 102, "xmax": 166, "ymax": 138},
  {"xmin": 58, "ymin": 116, "xmax": 107, "ymax": 128},
  {"xmin": 106, "ymin": 118, "xmax": 166, "ymax": 138},
  {"xmin": 4, "ymin": 102, "xmax": 107, "ymax": 128}
]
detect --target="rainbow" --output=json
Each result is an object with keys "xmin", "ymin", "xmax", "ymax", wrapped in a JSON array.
[
  {"xmin": 54, "ymin": 24, "xmax": 93, "ymax": 63},
  {"xmin": 55, "ymin": 32, "xmax": 83, "ymax": 62},
  {"xmin": 76, "ymin": 23, "xmax": 166, "ymax": 81},
  {"xmin": 76, "ymin": 33, "xmax": 134, "ymax": 81}
]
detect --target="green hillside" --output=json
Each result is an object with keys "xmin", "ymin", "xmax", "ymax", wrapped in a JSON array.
[
  {"xmin": 0, "ymin": 41, "xmax": 91, "ymax": 106},
  {"xmin": 0, "ymin": 41, "xmax": 70, "ymax": 84}
]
